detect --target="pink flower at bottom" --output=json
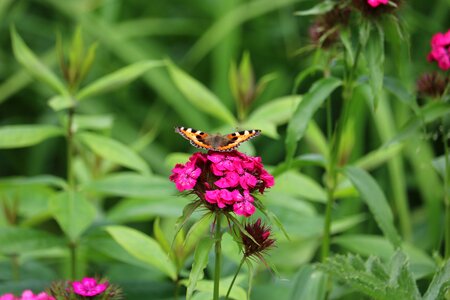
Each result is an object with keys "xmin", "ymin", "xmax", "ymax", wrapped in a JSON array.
[
  {"xmin": 367, "ymin": 0, "xmax": 388, "ymax": 7},
  {"xmin": 72, "ymin": 278, "xmax": 108, "ymax": 297},
  {"xmin": 0, "ymin": 294, "xmax": 17, "ymax": 300},
  {"xmin": 17, "ymin": 290, "xmax": 54, "ymax": 300}
]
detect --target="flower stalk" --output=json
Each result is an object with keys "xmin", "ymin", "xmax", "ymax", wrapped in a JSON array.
[
  {"xmin": 213, "ymin": 213, "xmax": 223, "ymax": 300},
  {"xmin": 225, "ymin": 257, "xmax": 245, "ymax": 299},
  {"xmin": 443, "ymin": 121, "xmax": 450, "ymax": 259}
]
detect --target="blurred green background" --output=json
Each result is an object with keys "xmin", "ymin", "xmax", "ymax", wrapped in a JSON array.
[{"xmin": 0, "ymin": 0, "xmax": 449, "ymax": 299}]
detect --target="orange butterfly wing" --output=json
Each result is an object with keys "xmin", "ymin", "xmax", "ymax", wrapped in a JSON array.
[
  {"xmin": 217, "ymin": 130, "xmax": 261, "ymax": 151},
  {"xmin": 175, "ymin": 127, "xmax": 212, "ymax": 150}
]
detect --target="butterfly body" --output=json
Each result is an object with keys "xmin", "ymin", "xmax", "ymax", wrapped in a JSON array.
[{"xmin": 175, "ymin": 126, "xmax": 260, "ymax": 152}]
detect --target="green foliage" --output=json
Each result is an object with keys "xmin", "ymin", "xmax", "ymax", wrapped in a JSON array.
[
  {"xmin": 106, "ymin": 225, "xmax": 177, "ymax": 280},
  {"xmin": 0, "ymin": 0, "xmax": 449, "ymax": 299},
  {"xmin": 320, "ymin": 251, "xmax": 421, "ymax": 300},
  {"xmin": 49, "ymin": 191, "xmax": 96, "ymax": 242},
  {"xmin": 343, "ymin": 166, "xmax": 402, "ymax": 247},
  {"xmin": 186, "ymin": 238, "xmax": 214, "ymax": 300},
  {"xmin": 0, "ymin": 125, "xmax": 64, "ymax": 149},
  {"xmin": 285, "ymin": 77, "xmax": 341, "ymax": 161}
]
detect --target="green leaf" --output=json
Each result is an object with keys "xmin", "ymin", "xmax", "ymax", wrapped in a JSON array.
[
  {"xmin": 77, "ymin": 60, "xmax": 164, "ymax": 100},
  {"xmin": 333, "ymin": 235, "xmax": 436, "ymax": 279},
  {"xmin": 289, "ymin": 265, "xmax": 327, "ymax": 300},
  {"xmin": 0, "ymin": 227, "xmax": 63, "ymax": 255},
  {"xmin": 186, "ymin": 238, "xmax": 214, "ymax": 300},
  {"xmin": 166, "ymin": 60, "xmax": 236, "ymax": 124},
  {"xmin": 68, "ymin": 26, "xmax": 84, "ymax": 85},
  {"xmin": 106, "ymin": 225, "xmax": 177, "ymax": 280},
  {"xmin": 49, "ymin": 191, "xmax": 96, "ymax": 242},
  {"xmin": 153, "ymin": 218, "xmax": 172, "ymax": 257},
  {"xmin": 285, "ymin": 77, "xmax": 341, "ymax": 161},
  {"xmin": 272, "ymin": 171, "xmax": 327, "ymax": 203},
  {"xmin": 11, "ymin": 27, "xmax": 69, "ymax": 96},
  {"xmin": 78, "ymin": 132, "xmax": 150, "ymax": 175},
  {"xmin": 78, "ymin": 41, "xmax": 98, "ymax": 83},
  {"xmin": 320, "ymin": 251, "xmax": 421, "ymax": 300},
  {"xmin": 343, "ymin": 167, "xmax": 402, "ymax": 247},
  {"xmin": 386, "ymin": 101, "xmax": 450, "ymax": 146},
  {"xmin": 0, "ymin": 175, "xmax": 67, "ymax": 190},
  {"xmin": 83, "ymin": 172, "xmax": 174, "ymax": 197},
  {"xmin": 106, "ymin": 196, "xmax": 186, "ymax": 223},
  {"xmin": 48, "ymin": 95, "xmax": 75, "ymax": 111},
  {"xmin": 173, "ymin": 201, "xmax": 202, "ymax": 246},
  {"xmin": 388, "ymin": 251, "xmax": 421, "ymax": 300},
  {"xmin": 432, "ymin": 154, "xmax": 450, "ymax": 179},
  {"xmin": 294, "ymin": 1, "xmax": 335, "ymax": 16},
  {"xmin": 184, "ymin": 214, "xmax": 213, "ymax": 253},
  {"xmin": 0, "ymin": 125, "xmax": 64, "ymax": 149},
  {"xmin": 72, "ymin": 114, "xmax": 114, "ymax": 131},
  {"xmin": 244, "ymin": 96, "xmax": 301, "ymax": 139},
  {"xmin": 365, "ymin": 24, "xmax": 384, "ymax": 109},
  {"xmin": 184, "ymin": 276, "xmax": 247, "ymax": 300},
  {"xmin": 383, "ymin": 77, "xmax": 415, "ymax": 106},
  {"xmin": 423, "ymin": 260, "xmax": 450, "ymax": 300}
]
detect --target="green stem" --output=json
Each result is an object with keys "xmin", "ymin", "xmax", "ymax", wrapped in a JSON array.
[
  {"xmin": 69, "ymin": 242, "xmax": 77, "ymax": 280},
  {"xmin": 321, "ymin": 42, "xmax": 362, "ymax": 263},
  {"xmin": 11, "ymin": 254, "xmax": 19, "ymax": 281},
  {"xmin": 67, "ymin": 106, "xmax": 75, "ymax": 189},
  {"xmin": 321, "ymin": 184, "xmax": 335, "ymax": 262},
  {"xmin": 444, "ymin": 126, "xmax": 450, "ymax": 259},
  {"xmin": 322, "ymin": 94, "xmax": 336, "ymax": 262},
  {"xmin": 213, "ymin": 213, "xmax": 223, "ymax": 300},
  {"xmin": 225, "ymin": 257, "xmax": 245, "ymax": 299}
]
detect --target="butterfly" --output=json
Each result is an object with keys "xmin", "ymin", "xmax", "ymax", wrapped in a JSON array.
[{"xmin": 175, "ymin": 126, "xmax": 261, "ymax": 152}]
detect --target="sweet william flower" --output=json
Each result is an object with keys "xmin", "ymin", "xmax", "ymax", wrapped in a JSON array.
[
  {"xmin": 215, "ymin": 172, "xmax": 240, "ymax": 188},
  {"xmin": 170, "ymin": 162, "xmax": 201, "ymax": 192},
  {"xmin": 427, "ymin": 30, "xmax": 450, "ymax": 71},
  {"xmin": 241, "ymin": 218, "xmax": 275, "ymax": 259},
  {"xmin": 417, "ymin": 72, "xmax": 449, "ymax": 99},
  {"xmin": 0, "ymin": 291, "xmax": 55, "ymax": 300},
  {"xmin": 367, "ymin": 0, "xmax": 388, "ymax": 7},
  {"xmin": 353, "ymin": 0, "xmax": 401, "ymax": 17},
  {"xmin": 20, "ymin": 291, "xmax": 55, "ymax": 300},
  {"xmin": 72, "ymin": 277, "xmax": 108, "ymax": 297},
  {"xmin": 233, "ymin": 190, "xmax": 255, "ymax": 217},
  {"xmin": 170, "ymin": 150, "xmax": 274, "ymax": 217}
]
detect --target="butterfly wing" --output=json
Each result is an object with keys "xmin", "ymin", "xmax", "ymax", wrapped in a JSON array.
[
  {"xmin": 175, "ymin": 127, "xmax": 213, "ymax": 150},
  {"xmin": 216, "ymin": 129, "xmax": 261, "ymax": 151}
]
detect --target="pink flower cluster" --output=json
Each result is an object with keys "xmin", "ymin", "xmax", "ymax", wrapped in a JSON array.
[
  {"xmin": 170, "ymin": 151, "xmax": 274, "ymax": 217},
  {"xmin": 0, "ymin": 291, "xmax": 54, "ymax": 300},
  {"xmin": 72, "ymin": 277, "xmax": 108, "ymax": 297},
  {"xmin": 367, "ymin": 0, "xmax": 388, "ymax": 7},
  {"xmin": 428, "ymin": 30, "xmax": 450, "ymax": 71}
]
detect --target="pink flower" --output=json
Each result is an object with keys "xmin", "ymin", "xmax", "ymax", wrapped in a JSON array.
[
  {"xmin": 233, "ymin": 191, "xmax": 255, "ymax": 217},
  {"xmin": 259, "ymin": 170, "xmax": 275, "ymax": 193},
  {"xmin": 205, "ymin": 189, "xmax": 240, "ymax": 208},
  {"xmin": 170, "ymin": 150, "xmax": 274, "ymax": 217},
  {"xmin": 367, "ymin": 0, "xmax": 388, "ymax": 7},
  {"xmin": 16, "ymin": 291, "xmax": 54, "ymax": 300},
  {"xmin": 215, "ymin": 172, "xmax": 240, "ymax": 188},
  {"xmin": 170, "ymin": 162, "xmax": 201, "ymax": 191},
  {"xmin": 72, "ymin": 277, "xmax": 108, "ymax": 297},
  {"xmin": 207, "ymin": 153, "xmax": 243, "ymax": 175},
  {"xmin": 0, "ymin": 294, "xmax": 17, "ymax": 300},
  {"xmin": 239, "ymin": 172, "xmax": 257, "ymax": 190},
  {"xmin": 428, "ymin": 30, "xmax": 450, "ymax": 71}
]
